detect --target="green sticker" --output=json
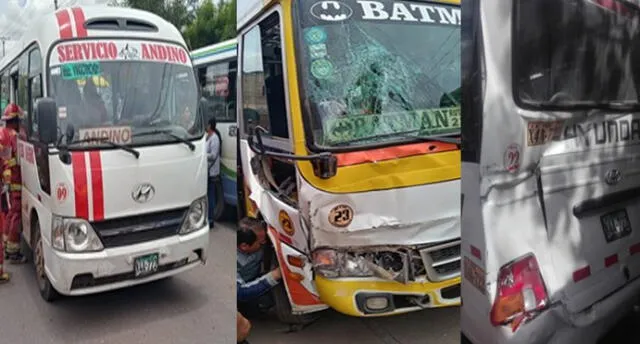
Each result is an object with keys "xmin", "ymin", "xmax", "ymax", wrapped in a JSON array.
[
  {"xmin": 61, "ymin": 62, "xmax": 102, "ymax": 81},
  {"xmin": 305, "ymin": 27, "xmax": 327, "ymax": 45},
  {"xmin": 309, "ymin": 44, "xmax": 328, "ymax": 59},
  {"xmin": 322, "ymin": 107, "xmax": 461, "ymax": 145},
  {"xmin": 311, "ymin": 59, "xmax": 334, "ymax": 79}
]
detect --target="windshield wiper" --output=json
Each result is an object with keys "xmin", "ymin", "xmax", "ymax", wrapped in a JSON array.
[
  {"xmin": 65, "ymin": 137, "xmax": 140, "ymax": 159},
  {"xmin": 405, "ymin": 132, "xmax": 461, "ymax": 145},
  {"xmin": 132, "ymin": 129, "xmax": 195, "ymax": 151},
  {"xmin": 333, "ymin": 128, "xmax": 460, "ymax": 147}
]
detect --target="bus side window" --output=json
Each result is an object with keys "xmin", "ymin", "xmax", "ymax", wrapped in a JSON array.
[
  {"xmin": 0, "ymin": 72, "xmax": 7, "ymax": 111},
  {"xmin": 28, "ymin": 48, "xmax": 43, "ymax": 140},
  {"xmin": 17, "ymin": 53, "xmax": 29, "ymax": 116},
  {"xmin": 241, "ymin": 11, "xmax": 289, "ymax": 140},
  {"xmin": 200, "ymin": 61, "xmax": 237, "ymax": 124}
]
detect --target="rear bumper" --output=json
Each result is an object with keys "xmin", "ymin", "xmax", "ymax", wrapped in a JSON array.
[
  {"xmin": 315, "ymin": 275, "xmax": 460, "ymax": 317},
  {"xmin": 463, "ymin": 276, "xmax": 640, "ymax": 344},
  {"xmin": 44, "ymin": 225, "xmax": 209, "ymax": 296}
]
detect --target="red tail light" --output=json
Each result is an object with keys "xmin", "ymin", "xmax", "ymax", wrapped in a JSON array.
[
  {"xmin": 490, "ymin": 253, "xmax": 549, "ymax": 332},
  {"xmin": 591, "ymin": 0, "xmax": 632, "ymax": 16}
]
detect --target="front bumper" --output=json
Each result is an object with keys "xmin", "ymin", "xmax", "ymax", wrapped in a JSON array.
[
  {"xmin": 43, "ymin": 225, "xmax": 209, "ymax": 296},
  {"xmin": 315, "ymin": 275, "xmax": 461, "ymax": 317}
]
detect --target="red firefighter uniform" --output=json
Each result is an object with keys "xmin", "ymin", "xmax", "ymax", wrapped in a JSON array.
[{"xmin": 1, "ymin": 103, "xmax": 23, "ymax": 265}]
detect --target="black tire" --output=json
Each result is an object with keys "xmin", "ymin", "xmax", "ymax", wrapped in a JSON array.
[
  {"xmin": 461, "ymin": 333, "xmax": 473, "ymax": 344},
  {"xmin": 33, "ymin": 219, "xmax": 60, "ymax": 302}
]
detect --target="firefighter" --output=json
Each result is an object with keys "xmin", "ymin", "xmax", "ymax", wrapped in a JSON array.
[
  {"xmin": 0, "ymin": 199, "xmax": 7, "ymax": 283},
  {"xmin": 1, "ymin": 103, "xmax": 25, "ymax": 264}
]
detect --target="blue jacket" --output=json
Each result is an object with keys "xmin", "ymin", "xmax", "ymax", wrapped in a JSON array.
[{"xmin": 237, "ymin": 271, "xmax": 279, "ymax": 302}]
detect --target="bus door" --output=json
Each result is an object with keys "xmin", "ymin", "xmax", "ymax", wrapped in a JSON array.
[{"xmin": 238, "ymin": 8, "xmax": 329, "ymax": 314}]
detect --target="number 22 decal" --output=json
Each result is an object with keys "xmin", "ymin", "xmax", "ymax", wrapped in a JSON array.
[{"xmin": 504, "ymin": 144, "xmax": 521, "ymax": 173}]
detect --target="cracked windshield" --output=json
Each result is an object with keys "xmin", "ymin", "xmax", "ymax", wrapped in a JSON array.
[
  {"xmin": 48, "ymin": 39, "xmax": 201, "ymax": 146},
  {"xmin": 296, "ymin": 0, "xmax": 461, "ymax": 148}
]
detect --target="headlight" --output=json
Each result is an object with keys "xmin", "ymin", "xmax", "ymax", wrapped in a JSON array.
[
  {"xmin": 51, "ymin": 215, "xmax": 104, "ymax": 253},
  {"xmin": 179, "ymin": 196, "xmax": 207, "ymax": 235},
  {"xmin": 312, "ymin": 249, "xmax": 374, "ymax": 278}
]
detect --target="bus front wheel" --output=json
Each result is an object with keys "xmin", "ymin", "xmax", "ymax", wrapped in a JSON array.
[{"xmin": 33, "ymin": 218, "xmax": 59, "ymax": 302}]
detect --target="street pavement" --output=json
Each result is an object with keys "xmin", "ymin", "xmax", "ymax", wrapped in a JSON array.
[
  {"xmin": 0, "ymin": 221, "xmax": 236, "ymax": 344},
  {"xmin": 248, "ymin": 306, "xmax": 460, "ymax": 344}
]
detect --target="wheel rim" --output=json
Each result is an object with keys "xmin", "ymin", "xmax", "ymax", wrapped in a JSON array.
[{"xmin": 35, "ymin": 236, "xmax": 46, "ymax": 290}]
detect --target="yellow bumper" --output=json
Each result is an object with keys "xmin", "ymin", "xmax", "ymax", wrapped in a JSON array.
[{"xmin": 315, "ymin": 275, "xmax": 461, "ymax": 317}]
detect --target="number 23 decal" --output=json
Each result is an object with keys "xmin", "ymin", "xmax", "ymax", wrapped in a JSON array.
[{"xmin": 328, "ymin": 204, "xmax": 354, "ymax": 227}]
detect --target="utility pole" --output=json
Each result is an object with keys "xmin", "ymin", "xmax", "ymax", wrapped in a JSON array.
[{"xmin": 54, "ymin": 0, "xmax": 58, "ymax": 9}]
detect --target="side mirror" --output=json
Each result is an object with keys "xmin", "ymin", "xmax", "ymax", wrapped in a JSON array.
[{"xmin": 35, "ymin": 98, "xmax": 58, "ymax": 145}]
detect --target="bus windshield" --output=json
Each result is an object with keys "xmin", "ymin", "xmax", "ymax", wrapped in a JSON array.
[
  {"xmin": 514, "ymin": 0, "xmax": 640, "ymax": 109},
  {"xmin": 295, "ymin": 0, "xmax": 460, "ymax": 149},
  {"xmin": 48, "ymin": 39, "xmax": 202, "ymax": 147}
]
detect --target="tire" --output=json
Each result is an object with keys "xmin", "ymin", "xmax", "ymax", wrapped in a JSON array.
[{"xmin": 33, "ymin": 219, "xmax": 60, "ymax": 302}]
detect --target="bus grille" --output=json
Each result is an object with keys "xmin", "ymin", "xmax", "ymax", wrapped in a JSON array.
[
  {"xmin": 91, "ymin": 208, "xmax": 188, "ymax": 248},
  {"xmin": 418, "ymin": 240, "xmax": 461, "ymax": 282}
]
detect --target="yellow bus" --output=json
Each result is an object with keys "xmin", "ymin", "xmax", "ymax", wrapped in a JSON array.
[{"xmin": 237, "ymin": 0, "xmax": 461, "ymax": 323}]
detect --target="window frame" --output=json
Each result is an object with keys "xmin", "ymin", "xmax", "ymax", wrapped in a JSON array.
[
  {"xmin": 238, "ymin": 6, "xmax": 294, "ymax": 154},
  {"xmin": 197, "ymin": 58, "xmax": 238, "ymax": 124}
]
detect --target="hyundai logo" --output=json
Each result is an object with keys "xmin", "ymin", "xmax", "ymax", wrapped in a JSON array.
[
  {"xmin": 310, "ymin": 1, "xmax": 353, "ymax": 22},
  {"xmin": 605, "ymin": 169, "xmax": 622, "ymax": 185},
  {"xmin": 132, "ymin": 183, "xmax": 155, "ymax": 203}
]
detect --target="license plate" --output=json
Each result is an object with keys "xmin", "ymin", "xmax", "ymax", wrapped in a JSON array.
[
  {"xmin": 134, "ymin": 253, "xmax": 159, "ymax": 278},
  {"xmin": 601, "ymin": 209, "xmax": 632, "ymax": 243},
  {"xmin": 463, "ymin": 256, "xmax": 486, "ymax": 295}
]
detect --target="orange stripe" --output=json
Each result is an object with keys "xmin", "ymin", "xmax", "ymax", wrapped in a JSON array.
[
  {"xmin": 268, "ymin": 227, "xmax": 322, "ymax": 306},
  {"xmin": 71, "ymin": 8, "xmax": 87, "ymax": 37},
  {"xmin": 335, "ymin": 142, "xmax": 458, "ymax": 167},
  {"xmin": 89, "ymin": 151, "xmax": 104, "ymax": 221},
  {"xmin": 55, "ymin": 9, "xmax": 73, "ymax": 39}
]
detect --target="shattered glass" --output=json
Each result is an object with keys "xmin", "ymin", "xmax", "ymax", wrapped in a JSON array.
[{"xmin": 296, "ymin": 3, "xmax": 461, "ymax": 148}]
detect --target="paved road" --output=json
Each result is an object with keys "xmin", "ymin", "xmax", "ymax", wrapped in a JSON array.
[
  {"xmin": 599, "ymin": 310, "xmax": 640, "ymax": 344},
  {"xmin": 0, "ymin": 222, "xmax": 236, "ymax": 344},
  {"xmin": 249, "ymin": 306, "xmax": 460, "ymax": 344}
]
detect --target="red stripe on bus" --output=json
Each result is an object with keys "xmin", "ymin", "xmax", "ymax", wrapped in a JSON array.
[
  {"xmin": 55, "ymin": 9, "xmax": 73, "ymax": 39},
  {"xmin": 630, "ymin": 243, "xmax": 640, "ymax": 255},
  {"xmin": 605, "ymin": 254, "xmax": 618, "ymax": 267},
  {"xmin": 71, "ymin": 152, "xmax": 89, "ymax": 219},
  {"xmin": 470, "ymin": 245, "xmax": 481, "ymax": 260},
  {"xmin": 89, "ymin": 151, "xmax": 104, "ymax": 221},
  {"xmin": 573, "ymin": 266, "xmax": 591, "ymax": 283},
  {"xmin": 71, "ymin": 7, "xmax": 87, "ymax": 37}
]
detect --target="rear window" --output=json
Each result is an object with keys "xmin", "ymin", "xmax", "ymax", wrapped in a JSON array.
[{"xmin": 513, "ymin": 0, "xmax": 640, "ymax": 109}]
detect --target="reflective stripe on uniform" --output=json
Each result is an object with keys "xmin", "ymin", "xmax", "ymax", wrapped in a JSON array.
[
  {"xmin": 5, "ymin": 158, "xmax": 16, "ymax": 167},
  {"xmin": 4, "ymin": 242, "xmax": 19, "ymax": 254},
  {"xmin": 9, "ymin": 184, "xmax": 20, "ymax": 191}
]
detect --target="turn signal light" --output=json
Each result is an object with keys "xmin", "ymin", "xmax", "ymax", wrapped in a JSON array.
[
  {"xmin": 490, "ymin": 253, "xmax": 548, "ymax": 332},
  {"xmin": 287, "ymin": 255, "xmax": 305, "ymax": 268}
]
